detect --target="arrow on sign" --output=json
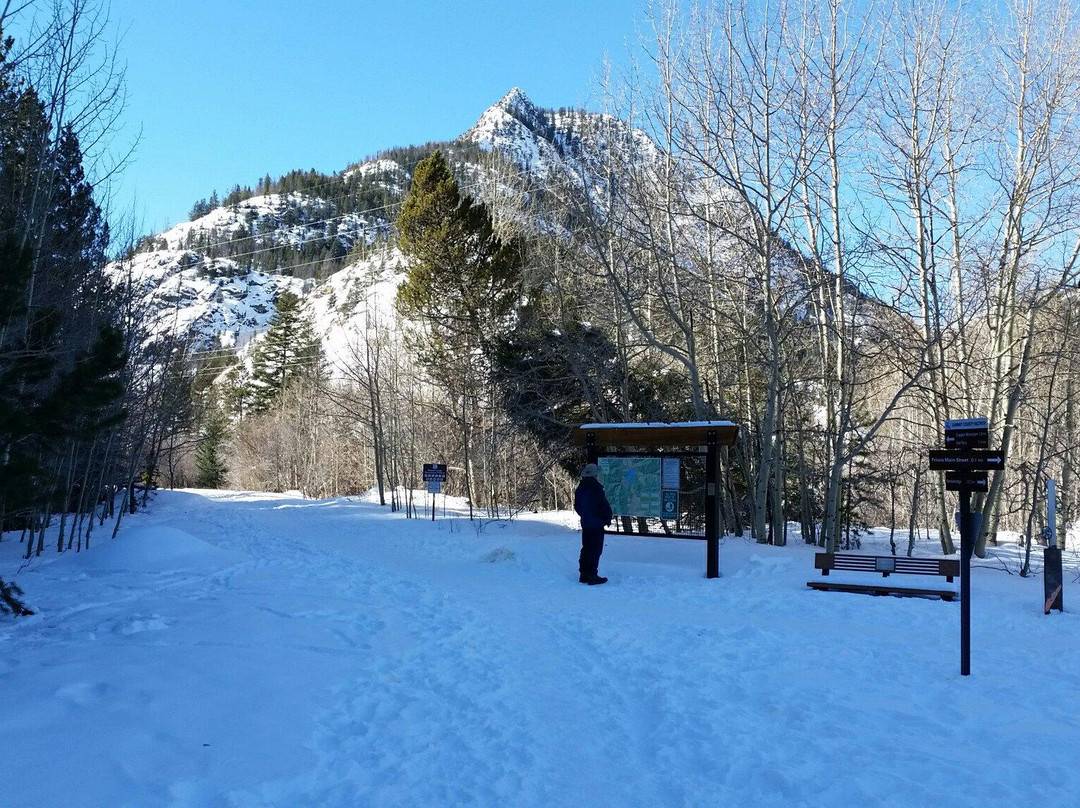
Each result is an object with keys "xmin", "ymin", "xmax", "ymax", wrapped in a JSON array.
[
  {"xmin": 946, "ymin": 471, "xmax": 988, "ymax": 492},
  {"xmin": 945, "ymin": 429, "xmax": 989, "ymax": 449}
]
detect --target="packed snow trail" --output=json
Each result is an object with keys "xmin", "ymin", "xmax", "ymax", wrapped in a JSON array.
[{"xmin": 2, "ymin": 490, "xmax": 1079, "ymax": 807}]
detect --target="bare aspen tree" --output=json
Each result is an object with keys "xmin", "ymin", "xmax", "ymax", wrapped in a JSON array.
[{"xmin": 968, "ymin": 0, "xmax": 1080, "ymax": 554}]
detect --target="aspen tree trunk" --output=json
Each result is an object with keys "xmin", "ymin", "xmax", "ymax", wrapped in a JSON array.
[
  {"xmin": 907, "ymin": 469, "xmax": 921, "ymax": 557},
  {"xmin": 979, "ymin": 307, "xmax": 1038, "ymax": 555},
  {"xmin": 57, "ymin": 442, "xmax": 76, "ymax": 552},
  {"xmin": 1063, "ymin": 340, "xmax": 1077, "ymax": 545}
]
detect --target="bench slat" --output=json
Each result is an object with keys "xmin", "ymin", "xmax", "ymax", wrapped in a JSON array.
[{"xmin": 807, "ymin": 580, "xmax": 956, "ymax": 601}]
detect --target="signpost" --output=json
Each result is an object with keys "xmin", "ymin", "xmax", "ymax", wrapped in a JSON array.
[
  {"xmin": 1044, "ymin": 478, "xmax": 1064, "ymax": 615},
  {"xmin": 422, "ymin": 463, "xmax": 447, "ymax": 521},
  {"xmin": 930, "ymin": 417, "xmax": 1000, "ymax": 676}
]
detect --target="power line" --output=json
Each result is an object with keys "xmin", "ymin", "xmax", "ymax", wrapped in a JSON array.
[
  {"xmin": 149, "ymin": 149, "xmax": 527, "ymax": 258},
  {"xmin": 166, "ymin": 163, "xmax": 423, "ymax": 252},
  {"xmin": 117, "ymin": 173, "xmax": 547, "ymax": 275}
]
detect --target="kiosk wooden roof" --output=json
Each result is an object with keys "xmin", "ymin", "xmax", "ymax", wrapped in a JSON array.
[{"xmin": 574, "ymin": 421, "xmax": 739, "ymax": 449}]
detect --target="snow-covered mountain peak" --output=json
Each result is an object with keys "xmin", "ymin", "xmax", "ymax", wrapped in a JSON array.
[
  {"xmin": 116, "ymin": 88, "xmax": 662, "ymax": 361},
  {"xmin": 462, "ymin": 88, "xmax": 573, "ymax": 177},
  {"xmin": 496, "ymin": 87, "xmax": 547, "ymax": 129}
]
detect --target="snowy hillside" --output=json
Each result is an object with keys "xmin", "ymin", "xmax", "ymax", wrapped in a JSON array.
[
  {"xmin": 107, "ymin": 251, "xmax": 309, "ymax": 351},
  {"xmin": 3, "ymin": 489, "xmax": 1079, "ymax": 806},
  {"xmin": 302, "ymin": 248, "xmax": 403, "ymax": 373},
  {"xmin": 112, "ymin": 88, "xmax": 637, "ymax": 358}
]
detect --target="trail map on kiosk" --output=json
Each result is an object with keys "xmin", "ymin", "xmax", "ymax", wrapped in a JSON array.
[{"xmin": 598, "ymin": 457, "xmax": 662, "ymax": 518}]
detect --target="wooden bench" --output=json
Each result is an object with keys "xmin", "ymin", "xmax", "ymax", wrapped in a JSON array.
[{"xmin": 807, "ymin": 552, "xmax": 959, "ymax": 601}]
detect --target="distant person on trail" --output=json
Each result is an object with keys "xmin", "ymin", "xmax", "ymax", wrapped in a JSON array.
[{"xmin": 574, "ymin": 463, "xmax": 613, "ymax": 585}]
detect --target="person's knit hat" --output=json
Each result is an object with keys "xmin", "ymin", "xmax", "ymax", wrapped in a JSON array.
[{"xmin": 581, "ymin": 463, "xmax": 600, "ymax": 479}]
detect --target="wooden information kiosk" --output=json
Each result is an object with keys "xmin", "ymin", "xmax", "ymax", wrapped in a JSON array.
[{"xmin": 574, "ymin": 422, "xmax": 739, "ymax": 579}]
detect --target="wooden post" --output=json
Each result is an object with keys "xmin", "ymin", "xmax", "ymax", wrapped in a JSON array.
[{"xmin": 706, "ymin": 430, "xmax": 719, "ymax": 579}]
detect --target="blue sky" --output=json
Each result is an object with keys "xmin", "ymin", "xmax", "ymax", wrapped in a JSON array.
[{"xmin": 93, "ymin": 0, "xmax": 641, "ymax": 236}]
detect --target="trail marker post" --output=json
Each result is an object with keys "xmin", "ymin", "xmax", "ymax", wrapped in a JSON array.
[
  {"xmin": 1044, "ymin": 478, "xmax": 1064, "ymax": 614},
  {"xmin": 929, "ymin": 417, "xmax": 1000, "ymax": 676},
  {"xmin": 423, "ymin": 463, "xmax": 447, "ymax": 522}
]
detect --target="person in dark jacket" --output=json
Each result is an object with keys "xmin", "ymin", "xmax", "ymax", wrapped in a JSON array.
[{"xmin": 574, "ymin": 463, "xmax": 614, "ymax": 585}]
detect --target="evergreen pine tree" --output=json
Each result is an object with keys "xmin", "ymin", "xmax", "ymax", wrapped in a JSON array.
[
  {"xmin": 248, "ymin": 290, "xmax": 322, "ymax": 414},
  {"xmin": 395, "ymin": 150, "xmax": 524, "ymax": 515},
  {"xmin": 396, "ymin": 150, "xmax": 523, "ymax": 363},
  {"xmin": 189, "ymin": 198, "xmax": 211, "ymax": 220},
  {"xmin": 194, "ymin": 408, "xmax": 228, "ymax": 488}
]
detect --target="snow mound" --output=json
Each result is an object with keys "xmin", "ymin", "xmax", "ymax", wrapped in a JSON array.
[
  {"xmin": 79, "ymin": 525, "xmax": 245, "ymax": 573},
  {"xmin": 481, "ymin": 546, "xmax": 516, "ymax": 563}
]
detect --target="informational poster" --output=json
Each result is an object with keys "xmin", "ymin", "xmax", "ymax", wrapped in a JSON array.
[
  {"xmin": 598, "ymin": 457, "xmax": 662, "ymax": 518},
  {"xmin": 662, "ymin": 457, "xmax": 680, "ymax": 489},
  {"xmin": 422, "ymin": 463, "xmax": 447, "ymax": 482}
]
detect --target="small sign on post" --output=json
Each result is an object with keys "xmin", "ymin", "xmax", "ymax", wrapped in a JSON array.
[
  {"xmin": 945, "ymin": 471, "xmax": 988, "ymax": 493},
  {"xmin": 422, "ymin": 463, "xmax": 448, "ymax": 482},
  {"xmin": 928, "ymin": 449, "xmax": 1004, "ymax": 471},
  {"xmin": 423, "ymin": 463, "xmax": 447, "ymax": 521},
  {"xmin": 944, "ymin": 418, "xmax": 990, "ymax": 450}
]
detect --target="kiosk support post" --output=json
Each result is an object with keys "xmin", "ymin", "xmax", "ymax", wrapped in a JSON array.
[
  {"xmin": 1044, "ymin": 478, "xmax": 1064, "ymax": 614},
  {"xmin": 706, "ymin": 431, "xmax": 719, "ymax": 579}
]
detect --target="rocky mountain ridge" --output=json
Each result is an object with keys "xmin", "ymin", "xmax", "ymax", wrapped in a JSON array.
[{"xmin": 110, "ymin": 88, "xmax": 622, "ymax": 359}]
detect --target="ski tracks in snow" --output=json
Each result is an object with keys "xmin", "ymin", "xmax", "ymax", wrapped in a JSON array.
[{"xmin": 236, "ymin": 566, "xmax": 539, "ymax": 806}]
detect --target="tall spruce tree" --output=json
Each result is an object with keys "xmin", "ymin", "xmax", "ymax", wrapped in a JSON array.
[
  {"xmin": 396, "ymin": 150, "xmax": 522, "ymax": 358},
  {"xmin": 396, "ymin": 150, "xmax": 524, "ymax": 514},
  {"xmin": 247, "ymin": 290, "xmax": 322, "ymax": 414},
  {"xmin": 194, "ymin": 408, "xmax": 229, "ymax": 488}
]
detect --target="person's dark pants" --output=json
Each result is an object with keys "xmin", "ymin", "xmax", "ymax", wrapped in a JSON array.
[{"xmin": 579, "ymin": 526, "xmax": 605, "ymax": 578}]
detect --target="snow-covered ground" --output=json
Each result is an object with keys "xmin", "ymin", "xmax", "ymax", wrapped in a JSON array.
[{"xmin": 3, "ymin": 490, "xmax": 1079, "ymax": 807}]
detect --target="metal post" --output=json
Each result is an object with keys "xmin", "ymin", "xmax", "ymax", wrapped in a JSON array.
[
  {"xmin": 1044, "ymin": 478, "xmax": 1064, "ymax": 614},
  {"xmin": 959, "ymin": 489, "xmax": 973, "ymax": 676},
  {"xmin": 706, "ymin": 431, "xmax": 719, "ymax": 579}
]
